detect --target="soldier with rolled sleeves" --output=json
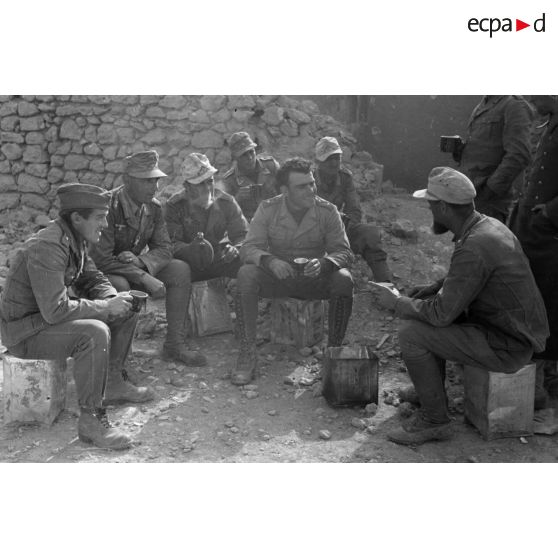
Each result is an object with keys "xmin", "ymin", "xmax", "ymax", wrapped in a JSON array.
[
  {"xmin": 456, "ymin": 95, "xmax": 533, "ymax": 223},
  {"xmin": 222, "ymin": 131, "xmax": 280, "ymax": 220},
  {"xmin": 164, "ymin": 152, "xmax": 248, "ymax": 285},
  {"xmin": 89, "ymin": 150, "xmax": 207, "ymax": 367},
  {"xmin": 314, "ymin": 136, "xmax": 391, "ymax": 282},
  {"xmin": 232, "ymin": 157, "xmax": 354, "ymax": 386},
  {"xmin": 0, "ymin": 184, "xmax": 151, "ymax": 450}
]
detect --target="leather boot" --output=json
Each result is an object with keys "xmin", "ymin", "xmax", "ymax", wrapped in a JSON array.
[
  {"xmin": 231, "ymin": 293, "xmax": 258, "ymax": 386},
  {"xmin": 78, "ymin": 407, "xmax": 132, "ymax": 450},
  {"xmin": 104, "ymin": 369, "xmax": 155, "ymax": 405},
  {"xmin": 534, "ymin": 359, "xmax": 549, "ymax": 410},
  {"xmin": 387, "ymin": 353, "xmax": 452, "ymax": 445},
  {"xmin": 366, "ymin": 257, "xmax": 392, "ymax": 282},
  {"xmin": 163, "ymin": 280, "xmax": 208, "ymax": 367},
  {"xmin": 542, "ymin": 360, "xmax": 558, "ymax": 399},
  {"xmin": 327, "ymin": 296, "xmax": 353, "ymax": 347}
]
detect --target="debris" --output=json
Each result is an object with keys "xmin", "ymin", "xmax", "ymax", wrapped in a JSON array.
[
  {"xmin": 294, "ymin": 388, "xmax": 306, "ymax": 399},
  {"xmin": 519, "ymin": 437, "xmax": 528, "ymax": 444},
  {"xmin": 351, "ymin": 417, "xmax": 367, "ymax": 430},
  {"xmin": 319, "ymin": 430, "xmax": 331, "ymax": 440},
  {"xmin": 299, "ymin": 347, "xmax": 313, "ymax": 357},
  {"xmin": 376, "ymin": 334, "xmax": 390, "ymax": 350},
  {"xmin": 268, "ymin": 410, "xmax": 277, "ymax": 416},
  {"xmin": 364, "ymin": 403, "xmax": 378, "ymax": 416},
  {"xmin": 245, "ymin": 391, "xmax": 259, "ymax": 399}
]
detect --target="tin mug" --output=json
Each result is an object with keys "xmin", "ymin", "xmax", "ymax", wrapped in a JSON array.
[
  {"xmin": 129, "ymin": 290, "xmax": 148, "ymax": 313},
  {"xmin": 440, "ymin": 135, "xmax": 463, "ymax": 153},
  {"xmin": 293, "ymin": 257, "xmax": 309, "ymax": 277}
]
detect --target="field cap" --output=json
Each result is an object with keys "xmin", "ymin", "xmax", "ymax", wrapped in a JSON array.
[
  {"xmin": 228, "ymin": 132, "xmax": 257, "ymax": 158},
  {"xmin": 124, "ymin": 150, "xmax": 167, "ymax": 179},
  {"xmin": 413, "ymin": 167, "xmax": 476, "ymax": 204},
  {"xmin": 179, "ymin": 153, "xmax": 217, "ymax": 185},
  {"xmin": 57, "ymin": 183, "xmax": 110, "ymax": 211},
  {"xmin": 315, "ymin": 136, "xmax": 343, "ymax": 162}
]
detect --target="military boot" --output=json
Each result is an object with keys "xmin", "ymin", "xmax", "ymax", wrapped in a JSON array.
[
  {"xmin": 327, "ymin": 296, "xmax": 353, "ymax": 347},
  {"xmin": 78, "ymin": 407, "xmax": 132, "ymax": 450},
  {"xmin": 363, "ymin": 248, "xmax": 392, "ymax": 282},
  {"xmin": 104, "ymin": 369, "xmax": 155, "ymax": 405},
  {"xmin": 387, "ymin": 353, "xmax": 452, "ymax": 445},
  {"xmin": 231, "ymin": 293, "xmax": 258, "ymax": 386},
  {"xmin": 534, "ymin": 359, "xmax": 549, "ymax": 410}
]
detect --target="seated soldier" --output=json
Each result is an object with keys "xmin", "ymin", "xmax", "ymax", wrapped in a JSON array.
[
  {"xmin": 233, "ymin": 157, "xmax": 355, "ymax": 386},
  {"xmin": 314, "ymin": 136, "xmax": 391, "ymax": 282},
  {"xmin": 164, "ymin": 152, "xmax": 248, "ymax": 286},
  {"xmin": 89, "ymin": 150, "xmax": 207, "ymax": 367},
  {"xmin": 222, "ymin": 131, "xmax": 279, "ymax": 220},
  {"xmin": 0, "ymin": 184, "xmax": 152, "ymax": 450},
  {"xmin": 375, "ymin": 167, "xmax": 549, "ymax": 446}
]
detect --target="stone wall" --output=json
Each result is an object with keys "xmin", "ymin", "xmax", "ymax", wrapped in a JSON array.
[{"xmin": 0, "ymin": 94, "xmax": 382, "ymax": 221}]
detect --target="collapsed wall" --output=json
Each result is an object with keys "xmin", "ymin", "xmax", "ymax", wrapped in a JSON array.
[{"xmin": 0, "ymin": 94, "xmax": 383, "ymax": 222}]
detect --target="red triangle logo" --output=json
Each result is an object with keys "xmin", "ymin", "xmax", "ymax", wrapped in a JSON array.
[{"xmin": 516, "ymin": 19, "xmax": 530, "ymax": 31}]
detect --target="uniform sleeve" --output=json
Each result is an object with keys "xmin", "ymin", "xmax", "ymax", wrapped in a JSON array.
[
  {"xmin": 394, "ymin": 247, "xmax": 488, "ymax": 326},
  {"xmin": 226, "ymin": 198, "xmax": 249, "ymax": 247},
  {"xmin": 322, "ymin": 206, "xmax": 354, "ymax": 269},
  {"xmin": 239, "ymin": 204, "xmax": 274, "ymax": 265},
  {"xmin": 341, "ymin": 173, "xmax": 363, "ymax": 227},
  {"xmin": 486, "ymin": 99, "xmax": 533, "ymax": 196},
  {"xmin": 164, "ymin": 199, "xmax": 190, "ymax": 255},
  {"xmin": 138, "ymin": 206, "xmax": 172, "ymax": 276},
  {"xmin": 73, "ymin": 253, "xmax": 117, "ymax": 300},
  {"xmin": 27, "ymin": 241, "xmax": 110, "ymax": 325}
]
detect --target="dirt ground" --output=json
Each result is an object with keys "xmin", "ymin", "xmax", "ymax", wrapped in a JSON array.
[{"xmin": 1, "ymin": 192, "xmax": 558, "ymax": 463}]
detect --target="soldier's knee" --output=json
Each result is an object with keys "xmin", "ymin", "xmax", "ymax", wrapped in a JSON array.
[
  {"xmin": 398, "ymin": 320, "xmax": 427, "ymax": 356},
  {"xmin": 330, "ymin": 268, "xmax": 354, "ymax": 296},
  {"xmin": 237, "ymin": 264, "xmax": 261, "ymax": 293},
  {"xmin": 161, "ymin": 259, "xmax": 191, "ymax": 288},
  {"xmin": 106, "ymin": 275, "xmax": 130, "ymax": 292},
  {"xmin": 75, "ymin": 320, "xmax": 111, "ymax": 355}
]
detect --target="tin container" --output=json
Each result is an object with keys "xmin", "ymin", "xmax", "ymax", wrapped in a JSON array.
[
  {"xmin": 440, "ymin": 135, "xmax": 463, "ymax": 153},
  {"xmin": 188, "ymin": 277, "xmax": 233, "ymax": 337},
  {"xmin": 322, "ymin": 345, "xmax": 379, "ymax": 407},
  {"xmin": 270, "ymin": 298, "xmax": 324, "ymax": 348}
]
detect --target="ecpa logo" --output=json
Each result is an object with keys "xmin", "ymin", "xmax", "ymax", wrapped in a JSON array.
[{"xmin": 468, "ymin": 12, "xmax": 546, "ymax": 37}]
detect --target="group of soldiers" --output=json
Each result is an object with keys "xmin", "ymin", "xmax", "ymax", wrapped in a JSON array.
[{"xmin": 1, "ymin": 93, "xmax": 557, "ymax": 452}]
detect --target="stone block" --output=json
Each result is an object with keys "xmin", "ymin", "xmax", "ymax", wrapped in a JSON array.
[
  {"xmin": 262, "ymin": 106, "xmax": 284, "ymax": 126},
  {"xmin": 0, "ymin": 101, "xmax": 17, "ymax": 117},
  {"xmin": 97, "ymin": 123, "xmax": 118, "ymax": 144},
  {"xmin": 18, "ymin": 101, "xmax": 39, "ymax": 117},
  {"xmin": 23, "ymin": 145, "xmax": 49, "ymax": 163},
  {"xmin": 17, "ymin": 173, "xmax": 49, "ymax": 193},
  {"xmin": 0, "ymin": 132, "xmax": 24, "ymax": 143},
  {"xmin": 145, "ymin": 106, "xmax": 165, "ymax": 118},
  {"xmin": 1, "ymin": 116, "xmax": 19, "ymax": 131},
  {"xmin": 2, "ymin": 354, "xmax": 70, "ymax": 426},
  {"xmin": 1, "ymin": 143, "xmax": 22, "ymax": 160},
  {"xmin": 64, "ymin": 154, "xmax": 90, "ymax": 170},
  {"xmin": 160, "ymin": 95, "xmax": 187, "ymax": 109},
  {"xmin": 200, "ymin": 95, "xmax": 226, "ymax": 112},
  {"xmin": 142, "ymin": 128, "xmax": 166, "ymax": 145},
  {"xmin": 20, "ymin": 115, "xmax": 45, "ymax": 131},
  {"xmin": 191, "ymin": 130, "xmax": 224, "ymax": 149},
  {"xmin": 228, "ymin": 95, "xmax": 256, "ymax": 110},
  {"xmin": 286, "ymin": 108, "xmax": 312, "ymax": 124},
  {"xmin": 270, "ymin": 298, "xmax": 325, "ymax": 348},
  {"xmin": 25, "ymin": 131, "xmax": 46, "ymax": 144},
  {"xmin": 212, "ymin": 108, "xmax": 231, "ymax": 123},
  {"xmin": 0, "ymin": 174, "xmax": 17, "ymax": 192},
  {"xmin": 21, "ymin": 193, "xmax": 51, "ymax": 211},
  {"xmin": 60, "ymin": 119, "xmax": 82, "ymax": 140},
  {"xmin": 26, "ymin": 163, "xmax": 49, "ymax": 178}
]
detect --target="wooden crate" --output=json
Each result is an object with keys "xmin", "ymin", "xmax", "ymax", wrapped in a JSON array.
[
  {"xmin": 2, "ymin": 354, "xmax": 69, "ymax": 426},
  {"xmin": 188, "ymin": 277, "xmax": 233, "ymax": 337},
  {"xmin": 463, "ymin": 363, "xmax": 535, "ymax": 441},
  {"xmin": 322, "ymin": 345, "xmax": 378, "ymax": 407},
  {"xmin": 270, "ymin": 298, "xmax": 325, "ymax": 348}
]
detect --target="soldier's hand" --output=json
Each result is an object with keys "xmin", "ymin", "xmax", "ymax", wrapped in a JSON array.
[
  {"xmin": 269, "ymin": 258, "xmax": 295, "ymax": 280},
  {"xmin": 304, "ymin": 258, "xmax": 321, "ymax": 279},
  {"xmin": 221, "ymin": 244, "xmax": 239, "ymax": 263},
  {"xmin": 106, "ymin": 292, "xmax": 133, "ymax": 319},
  {"xmin": 532, "ymin": 204, "xmax": 548, "ymax": 218},
  {"xmin": 117, "ymin": 251, "xmax": 142, "ymax": 267},
  {"xmin": 142, "ymin": 274, "xmax": 166, "ymax": 299},
  {"xmin": 408, "ymin": 283, "xmax": 439, "ymax": 299}
]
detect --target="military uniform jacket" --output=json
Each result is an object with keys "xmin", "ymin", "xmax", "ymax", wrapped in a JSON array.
[
  {"xmin": 164, "ymin": 188, "xmax": 249, "ymax": 258},
  {"xmin": 222, "ymin": 155, "xmax": 279, "ymax": 198},
  {"xmin": 0, "ymin": 219, "xmax": 116, "ymax": 347},
  {"xmin": 240, "ymin": 194, "xmax": 354, "ymax": 269},
  {"xmin": 314, "ymin": 167, "xmax": 362, "ymax": 229},
  {"xmin": 89, "ymin": 186, "xmax": 173, "ymax": 283},
  {"xmin": 460, "ymin": 95, "xmax": 532, "ymax": 208}
]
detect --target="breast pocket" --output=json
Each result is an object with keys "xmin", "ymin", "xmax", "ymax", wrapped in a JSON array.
[{"xmin": 477, "ymin": 117, "xmax": 503, "ymax": 141}]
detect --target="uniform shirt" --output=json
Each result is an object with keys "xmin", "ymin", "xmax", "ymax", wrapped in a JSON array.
[
  {"xmin": 394, "ymin": 211, "xmax": 548, "ymax": 353},
  {"xmin": 164, "ymin": 187, "xmax": 248, "ymax": 258},
  {"xmin": 240, "ymin": 194, "xmax": 353, "ymax": 269},
  {"xmin": 89, "ymin": 185, "xmax": 173, "ymax": 284},
  {"xmin": 0, "ymin": 219, "xmax": 116, "ymax": 347},
  {"xmin": 314, "ymin": 167, "xmax": 362, "ymax": 229}
]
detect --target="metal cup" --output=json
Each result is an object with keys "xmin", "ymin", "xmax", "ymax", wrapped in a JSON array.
[
  {"xmin": 293, "ymin": 257, "xmax": 309, "ymax": 277},
  {"xmin": 440, "ymin": 135, "xmax": 462, "ymax": 153},
  {"xmin": 129, "ymin": 289, "xmax": 148, "ymax": 313}
]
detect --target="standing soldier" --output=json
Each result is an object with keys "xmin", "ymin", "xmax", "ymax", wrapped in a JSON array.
[
  {"xmin": 164, "ymin": 152, "xmax": 248, "ymax": 282},
  {"xmin": 314, "ymin": 136, "xmax": 391, "ymax": 282},
  {"xmin": 89, "ymin": 150, "xmax": 207, "ymax": 367},
  {"xmin": 0, "ymin": 184, "xmax": 149, "ymax": 450},
  {"xmin": 222, "ymin": 131, "xmax": 279, "ymax": 220}
]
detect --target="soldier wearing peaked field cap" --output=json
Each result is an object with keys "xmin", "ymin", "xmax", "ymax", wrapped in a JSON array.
[
  {"xmin": 0, "ymin": 182, "xmax": 150, "ymax": 450},
  {"xmin": 372, "ymin": 166, "xmax": 548, "ymax": 447},
  {"xmin": 89, "ymin": 150, "xmax": 208, "ymax": 369},
  {"xmin": 313, "ymin": 135, "xmax": 392, "ymax": 282},
  {"xmin": 222, "ymin": 131, "xmax": 280, "ymax": 221}
]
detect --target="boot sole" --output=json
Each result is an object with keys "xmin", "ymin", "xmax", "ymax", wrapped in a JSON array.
[
  {"xmin": 103, "ymin": 394, "xmax": 155, "ymax": 406},
  {"xmin": 161, "ymin": 352, "xmax": 207, "ymax": 367},
  {"xmin": 78, "ymin": 433, "xmax": 132, "ymax": 450},
  {"xmin": 387, "ymin": 427, "xmax": 453, "ymax": 446}
]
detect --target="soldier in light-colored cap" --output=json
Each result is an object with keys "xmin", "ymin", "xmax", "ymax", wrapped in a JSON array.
[
  {"xmin": 373, "ymin": 165, "xmax": 548, "ymax": 447},
  {"xmin": 222, "ymin": 131, "xmax": 280, "ymax": 221},
  {"xmin": 90, "ymin": 150, "xmax": 208, "ymax": 368},
  {"xmin": 313, "ymin": 135, "xmax": 392, "ymax": 282},
  {"xmin": 179, "ymin": 152, "xmax": 218, "ymax": 185}
]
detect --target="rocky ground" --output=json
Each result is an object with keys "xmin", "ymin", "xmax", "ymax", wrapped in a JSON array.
[{"xmin": 1, "ymin": 192, "xmax": 558, "ymax": 463}]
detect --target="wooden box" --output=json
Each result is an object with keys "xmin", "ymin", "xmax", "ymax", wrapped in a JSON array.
[
  {"xmin": 463, "ymin": 363, "xmax": 535, "ymax": 441},
  {"xmin": 270, "ymin": 298, "xmax": 325, "ymax": 348},
  {"xmin": 188, "ymin": 277, "xmax": 233, "ymax": 337},
  {"xmin": 322, "ymin": 345, "xmax": 378, "ymax": 407},
  {"xmin": 2, "ymin": 354, "xmax": 69, "ymax": 426}
]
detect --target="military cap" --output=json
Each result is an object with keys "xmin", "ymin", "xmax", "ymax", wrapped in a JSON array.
[
  {"xmin": 413, "ymin": 167, "xmax": 476, "ymax": 205},
  {"xmin": 228, "ymin": 131, "xmax": 257, "ymax": 159},
  {"xmin": 315, "ymin": 136, "xmax": 343, "ymax": 162},
  {"xmin": 57, "ymin": 183, "xmax": 111, "ymax": 211},
  {"xmin": 124, "ymin": 150, "xmax": 167, "ymax": 179},
  {"xmin": 179, "ymin": 153, "xmax": 218, "ymax": 185}
]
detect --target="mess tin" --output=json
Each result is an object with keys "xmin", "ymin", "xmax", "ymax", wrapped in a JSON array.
[
  {"xmin": 440, "ymin": 135, "xmax": 463, "ymax": 153},
  {"xmin": 129, "ymin": 290, "xmax": 148, "ymax": 313}
]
